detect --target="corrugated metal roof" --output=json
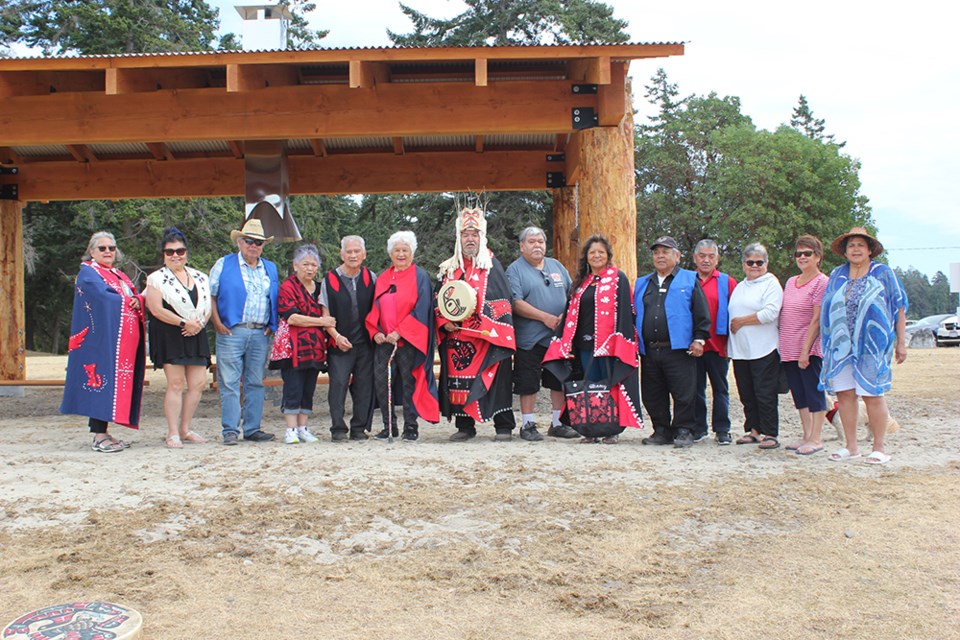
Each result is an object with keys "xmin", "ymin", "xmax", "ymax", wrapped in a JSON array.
[
  {"xmin": 3, "ymin": 42, "xmax": 685, "ymax": 61},
  {"xmin": 10, "ymin": 145, "xmax": 70, "ymax": 157},
  {"xmin": 324, "ymin": 137, "xmax": 392, "ymax": 150},
  {"xmin": 167, "ymin": 140, "xmax": 230, "ymax": 153},
  {"xmin": 89, "ymin": 142, "xmax": 150, "ymax": 156},
  {"xmin": 485, "ymin": 134, "xmax": 554, "ymax": 146},
  {"xmin": 406, "ymin": 135, "xmax": 474, "ymax": 148}
]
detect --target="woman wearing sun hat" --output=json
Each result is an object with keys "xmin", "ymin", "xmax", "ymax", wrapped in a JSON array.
[{"xmin": 820, "ymin": 227, "xmax": 907, "ymax": 465}]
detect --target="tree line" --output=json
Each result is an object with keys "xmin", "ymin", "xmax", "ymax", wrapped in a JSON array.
[{"xmin": 5, "ymin": 0, "xmax": 952, "ymax": 354}]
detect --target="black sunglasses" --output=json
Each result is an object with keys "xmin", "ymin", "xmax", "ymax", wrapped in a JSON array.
[
  {"xmin": 540, "ymin": 271, "xmax": 552, "ymax": 286},
  {"xmin": 794, "ymin": 250, "xmax": 815, "ymax": 258},
  {"xmin": 163, "ymin": 248, "xmax": 187, "ymax": 257},
  {"xmin": 96, "ymin": 245, "xmax": 117, "ymax": 252},
  {"xmin": 744, "ymin": 260, "xmax": 765, "ymax": 267},
  {"xmin": 242, "ymin": 237, "xmax": 265, "ymax": 247}
]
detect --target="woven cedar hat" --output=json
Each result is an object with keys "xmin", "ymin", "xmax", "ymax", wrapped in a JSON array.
[{"xmin": 830, "ymin": 226, "xmax": 882, "ymax": 258}]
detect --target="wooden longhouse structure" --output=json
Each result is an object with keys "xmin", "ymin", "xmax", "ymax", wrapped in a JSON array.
[{"xmin": 0, "ymin": 42, "xmax": 683, "ymax": 382}]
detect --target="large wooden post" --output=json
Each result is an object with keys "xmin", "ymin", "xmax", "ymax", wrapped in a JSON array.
[
  {"xmin": 0, "ymin": 199, "xmax": 25, "ymax": 386},
  {"xmin": 552, "ymin": 186, "xmax": 580, "ymax": 274},
  {"xmin": 573, "ymin": 112, "xmax": 638, "ymax": 281}
]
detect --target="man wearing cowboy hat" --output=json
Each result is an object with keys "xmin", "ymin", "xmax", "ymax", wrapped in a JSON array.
[{"xmin": 209, "ymin": 219, "xmax": 280, "ymax": 445}]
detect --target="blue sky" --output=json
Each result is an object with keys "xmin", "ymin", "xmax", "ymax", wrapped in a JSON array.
[{"xmin": 219, "ymin": 1, "xmax": 959, "ymax": 279}]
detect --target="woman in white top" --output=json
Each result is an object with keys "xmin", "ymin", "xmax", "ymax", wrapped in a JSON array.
[{"xmin": 728, "ymin": 243, "xmax": 784, "ymax": 449}]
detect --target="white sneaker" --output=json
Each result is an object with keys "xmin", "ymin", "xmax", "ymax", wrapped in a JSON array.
[
  {"xmin": 297, "ymin": 427, "xmax": 319, "ymax": 443},
  {"xmin": 284, "ymin": 429, "xmax": 300, "ymax": 444}
]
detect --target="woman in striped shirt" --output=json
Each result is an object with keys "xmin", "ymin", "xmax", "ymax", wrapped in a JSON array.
[{"xmin": 778, "ymin": 235, "xmax": 830, "ymax": 456}]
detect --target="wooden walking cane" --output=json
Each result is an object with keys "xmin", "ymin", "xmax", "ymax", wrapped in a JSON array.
[{"xmin": 386, "ymin": 343, "xmax": 398, "ymax": 443}]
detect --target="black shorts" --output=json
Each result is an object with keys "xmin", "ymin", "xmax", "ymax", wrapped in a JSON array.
[{"xmin": 513, "ymin": 344, "xmax": 562, "ymax": 395}]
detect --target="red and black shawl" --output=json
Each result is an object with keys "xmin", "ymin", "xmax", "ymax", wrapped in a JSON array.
[
  {"xmin": 366, "ymin": 264, "xmax": 440, "ymax": 423},
  {"xmin": 271, "ymin": 274, "xmax": 328, "ymax": 369},
  {"xmin": 543, "ymin": 266, "xmax": 643, "ymax": 429}
]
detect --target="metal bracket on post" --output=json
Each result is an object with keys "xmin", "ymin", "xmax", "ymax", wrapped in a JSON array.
[
  {"xmin": 572, "ymin": 84, "xmax": 598, "ymax": 95},
  {"xmin": 0, "ymin": 167, "xmax": 18, "ymax": 175},
  {"xmin": 546, "ymin": 153, "xmax": 565, "ymax": 162},
  {"xmin": 546, "ymin": 172, "xmax": 566, "ymax": 188},
  {"xmin": 0, "ymin": 184, "xmax": 18, "ymax": 200},
  {"xmin": 572, "ymin": 107, "xmax": 598, "ymax": 130}
]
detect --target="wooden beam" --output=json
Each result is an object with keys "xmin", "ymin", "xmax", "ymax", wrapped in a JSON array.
[
  {"xmin": 146, "ymin": 142, "xmax": 175, "ymax": 161},
  {"xmin": 0, "ymin": 70, "xmax": 104, "ymax": 97},
  {"xmin": 554, "ymin": 134, "xmax": 568, "ymax": 152},
  {"xmin": 5, "ymin": 151, "xmax": 556, "ymax": 200},
  {"xmin": 0, "ymin": 43, "xmax": 684, "ymax": 72},
  {"xmin": 105, "ymin": 67, "xmax": 211, "ymax": 95},
  {"xmin": 475, "ymin": 136, "xmax": 484, "ymax": 153},
  {"xmin": 0, "ymin": 147, "xmax": 22, "ymax": 164},
  {"xmin": 392, "ymin": 137, "xmax": 405, "ymax": 155},
  {"xmin": 308, "ymin": 139, "xmax": 327, "ymax": 157},
  {"xmin": 566, "ymin": 57, "xmax": 611, "ymax": 84},
  {"xmin": 0, "ymin": 81, "xmax": 595, "ymax": 145},
  {"xmin": 227, "ymin": 140, "xmax": 244, "ymax": 158},
  {"xmin": 0, "ymin": 200, "xmax": 25, "ymax": 382},
  {"xmin": 475, "ymin": 58, "xmax": 488, "ymax": 87},
  {"xmin": 597, "ymin": 61, "xmax": 628, "ymax": 126},
  {"xmin": 349, "ymin": 61, "xmax": 390, "ymax": 88},
  {"xmin": 66, "ymin": 144, "xmax": 97, "ymax": 163}
]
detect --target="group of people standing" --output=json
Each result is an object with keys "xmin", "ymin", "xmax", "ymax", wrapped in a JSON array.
[{"xmin": 60, "ymin": 211, "xmax": 906, "ymax": 464}]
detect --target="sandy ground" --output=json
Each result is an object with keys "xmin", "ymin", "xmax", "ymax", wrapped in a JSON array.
[{"xmin": 1, "ymin": 348, "xmax": 958, "ymax": 639}]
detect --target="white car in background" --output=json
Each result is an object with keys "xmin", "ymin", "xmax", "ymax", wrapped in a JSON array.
[{"xmin": 936, "ymin": 316, "xmax": 960, "ymax": 347}]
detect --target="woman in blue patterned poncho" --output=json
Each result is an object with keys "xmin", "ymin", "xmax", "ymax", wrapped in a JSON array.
[{"xmin": 820, "ymin": 227, "xmax": 907, "ymax": 465}]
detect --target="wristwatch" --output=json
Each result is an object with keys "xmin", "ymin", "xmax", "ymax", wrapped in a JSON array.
[{"xmin": 179, "ymin": 320, "xmax": 186, "ymax": 329}]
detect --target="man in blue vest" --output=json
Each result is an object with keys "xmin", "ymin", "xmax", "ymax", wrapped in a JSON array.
[
  {"xmin": 692, "ymin": 239, "xmax": 738, "ymax": 445},
  {"xmin": 209, "ymin": 219, "xmax": 280, "ymax": 445},
  {"xmin": 634, "ymin": 236, "xmax": 712, "ymax": 448}
]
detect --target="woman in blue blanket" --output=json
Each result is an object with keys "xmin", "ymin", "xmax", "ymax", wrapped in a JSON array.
[
  {"xmin": 820, "ymin": 227, "xmax": 907, "ymax": 465},
  {"xmin": 61, "ymin": 231, "xmax": 146, "ymax": 453}
]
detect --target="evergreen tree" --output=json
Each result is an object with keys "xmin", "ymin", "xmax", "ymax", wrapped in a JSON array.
[
  {"xmin": 635, "ymin": 70, "xmax": 871, "ymax": 277},
  {"xmin": 0, "ymin": 0, "xmax": 234, "ymax": 54},
  {"xmin": 389, "ymin": 0, "xmax": 628, "ymax": 46},
  {"xmin": 789, "ymin": 94, "xmax": 842, "ymax": 146}
]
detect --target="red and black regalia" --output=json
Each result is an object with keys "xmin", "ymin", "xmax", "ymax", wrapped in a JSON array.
[
  {"xmin": 60, "ymin": 261, "xmax": 146, "ymax": 428},
  {"xmin": 543, "ymin": 266, "xmax": 643, "ymax": 429},
  {"xmin": 270, "ymin": 273, "xmax": 328, "ymax": 370},
  {"xmin": 436, "ymin": 251, "xmax": 517, "ymax": 423},
  {"xmin": 366, "ymin": 264, "xmax": 440, "ymax": 423}
]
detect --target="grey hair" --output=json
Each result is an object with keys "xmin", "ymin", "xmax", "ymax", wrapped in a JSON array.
[
  {"xmin": 694, "ymin": 239, "xmax": 718, "ymax": 254},
  {"xmin": 83, "ymin": 231, "xmax": 124, "ymax": 262},
  {"xmin": 340, "ymin": 235, "xmax": 366, "ymax": 251},
  {"xmin": 742, "ymin": 242, "xmax": 768, "ymax": 261},
  {"xmin": 518, "ymin": 226, "xmax": 546, "ymax": 243},
  {"xmin": 292, "ymin": 244, "xmax": 321, "ymax": 268},
  {"xmin": 387, "ymin": 230, "xmax": 417, "ymax": 256}
]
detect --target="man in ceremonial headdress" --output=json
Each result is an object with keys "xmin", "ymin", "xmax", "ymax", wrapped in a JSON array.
[{"xmin": 437, "ymin": 206, "xmax": 517, "ymax": 441}]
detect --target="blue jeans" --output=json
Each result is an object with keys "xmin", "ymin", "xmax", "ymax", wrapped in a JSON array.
[
  {"xmin": 216, "ymin": 327, "xmax": 270, "ymax": 437},
  {"xmin": 694, "ymin": 350, "xmax": 731, "ymax": 436}
]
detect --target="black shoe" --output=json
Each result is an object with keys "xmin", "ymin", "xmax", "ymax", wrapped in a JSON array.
[
  {"xmin": 641, "ymin": 433, "xmax": 672, "ymax": 446},
  {"xmin": 693, "ymin": 432, "xmax": 709, "ymax": 443},
  {"xmin": 519, "ymin": 422, "xmax": 544, "ymax": 442},
  {"xmin": 494, "ymin": 432, "xmax": 513, "ymax": 442},
  {"xmin": 349, "ymin": 431, "xmax": 369, "ymax": 441},
  {"xmin": 244, "ymin": 430, "xmax": 275, "ymax": 442},
  {"xmin": 547, "ymin": 424, "xmax": 580, "ymax": 439},
  {"xmin": 331, "ymin": 431, "xmax": 349, "ymax": 442},
  {"xmin": 375, "ymin": 427, "xmax": 400, "ymax": 439},
  {"xmin": 401, "ymin": 428, "xmax": 419, "ymax": 442},
  {"xmin": 222, "ymin": 432, "xmax": 239, "ymax": 446},
  {"xmin": 673, "ymin": 429, "xmax": 694, "ymax": 448},
  {"xmin": 716, "ymin": 432, "xmax": 732, "ymax": 445},
  {"xmin": 449, "ymin": 429, "xmax": 476, "ymax": 442}
]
